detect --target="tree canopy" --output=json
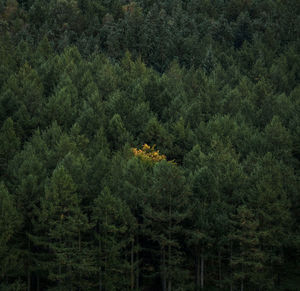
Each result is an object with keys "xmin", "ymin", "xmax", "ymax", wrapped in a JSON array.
[{"xmin": 0, "ymin": 0, "xmax": 299, "ymax": 290}]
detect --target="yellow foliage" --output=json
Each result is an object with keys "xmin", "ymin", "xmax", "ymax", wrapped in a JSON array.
[{"xmin": 132, "ymin": 144, "xmax": 172, "ymax": 164}]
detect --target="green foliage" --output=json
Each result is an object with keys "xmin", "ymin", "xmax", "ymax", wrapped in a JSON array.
[
  {"xmin": 143, "ymin": 161, "xmax": 191, "ymax": 289},
  {"xmin": 92, "ymin": 187, "xmax": 135, "ymax": 290},
  {"xmin": 41, "ymin": 165, "xmax": 95, "ymax": 290},
  {"xmin": 0, "ymin": 182, "xmax": 23, "ymax": 289},
  {"xmin": 0, "ymin": 0, "xmax": 299, "ymax": 290},
  {"xmin": 0, "ymin": 118, "xmax": 20, "ymax": 175}
]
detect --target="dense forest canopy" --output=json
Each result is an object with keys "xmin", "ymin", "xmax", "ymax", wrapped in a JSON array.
[{"xmin": 0, "ymin": 0, "xmax": 300, "ymax": 290}]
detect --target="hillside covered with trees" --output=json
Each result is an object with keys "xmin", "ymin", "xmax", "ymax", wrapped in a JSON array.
[{"xmin": 0, "ymin": 0, "xmax": 300, "ymax": 290}]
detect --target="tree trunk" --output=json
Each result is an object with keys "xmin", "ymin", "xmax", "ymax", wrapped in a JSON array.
[
  {"xmin": 168, "ymin": 279, "xmax": 172, "ymax": 291},
  {"xmin": 167, "ymin": 198, "xmax": 172, "ymax": 291},
  {"xmin": 196, "ymin": 252, "xmax": 200, "ymax": 291},
  {"xmin": 99, "ymin": 235, "xmax": 102, "ymax": 291},
  {"xmin": 201, "ymin": 251, "xmax": 204, "ymax": 289},
  {"xmin": 78, "ymin": 229, "xmax": 81, "ymax": 288},
  {"xmin": 59, "ymin": 263, "xmax": 62, "ymax": 291},
  {"xmin": 162, "ymin": 248, "xmax": 167, "ymax": 291},
  {"xmin": 36, "ymin": 274, "xmax": 40, "ymax": 291},
  {"xmin": 241, "ymin": 263, "xmax": 244, "ymax": 291},
  {"xmin": 104, "ymin": 211, "xmax": 108, "ymax": 289},
  {"xmin": 167, "ymin": 239, "xmax": 171, "ymax": 291},
  {"xmin": 27, "ymin": 237, "xmax": 31, "ymax": 291},
  {"xmin": 136, "ymin": 235, "xmax": 139, "ymax": 290},
  {"xmin": 27, "ymin": 269, "xmax": 31, "ymax": 291},
  {"xmin": 131, "ymin": 238, "xmax": 134, "ymax": 290},
  {"xmin": 218, "ymin": 250, "xmax": 222, "ymax": 288},
  {"xmin": 230, "ymin": 241, "xmax": 233, "ymax": 291},
  {"xmin": 59, "ymin": 220, "xmax": 63, "ymax": 291}
]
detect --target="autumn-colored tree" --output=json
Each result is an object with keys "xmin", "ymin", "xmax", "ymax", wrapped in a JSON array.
[{"xmin": 132, "ymin": 144, "xmax": 169, "ymax": 164}]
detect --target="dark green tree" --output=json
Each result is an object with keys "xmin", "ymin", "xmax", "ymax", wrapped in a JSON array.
[
  {"xmin": 0, "ymin": 182, "xmax": 23, "ymax": 290},
  {"xmin": 40, "ymin": 166, "xmax": 95, "ymax": 290},
  {"xmin": 92, "ymin": 186, "xmax": 136, "ymax": 291},
  {"xmin": 0, "ymin": 118, "xmax": 20, "ymax": 176},
  {"xmin": 143, "ymin": 161, "xmax": 190, "ymax": 291}
]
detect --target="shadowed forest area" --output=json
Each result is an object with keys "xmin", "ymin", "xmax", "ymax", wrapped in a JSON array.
[{"xmin": 0, "ymin": 0, "xmax": 300, "ymax": 290}]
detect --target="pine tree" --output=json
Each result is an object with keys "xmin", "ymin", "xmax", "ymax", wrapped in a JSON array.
[
  {"xmin": 92, "ymin": 187, "xmax": 136, "ymax": 291},
  {"xmin": 7, "ymin": 140, "xmax": 46, "ymax": 291},
  {"xmin": 0, "ymin": 117, "xmax": 20, "ymax": 176},
  {"xmin": 230, "ymin": 205, "xmax": 266, "ymax": 291},
  {"xmin": 122, "ymin": 156, "xmax": 150, "ymax": 290},
  {"xmin": 108, "ymin": 114, "xmax": 131, "ymax": 150},
  {"xmin": 184, "ymin": 139, "xmax": 246, "ymax": 290},
  {"xmin": 0, "ymin": 182, "xmax": 23, "ymax": 290},
  {"xmin": 143, "ymin": 161, "xmax": 190, "ymax": 291},
  {"xmin": 40, "ymin": 166, "xmax": 95, "ymax": 290},
  {"xmin": 246, "ymin": 153, "xmax": 292, "ymax": 289},
  {"xmin": 44, "ymin": 73, "xmax": 78, "ymax": 130}
]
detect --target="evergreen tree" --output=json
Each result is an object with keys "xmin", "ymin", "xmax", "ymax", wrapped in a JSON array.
[
  {"xmin": 44, "ymin": 73, "xmax": 78, "ymax": 130},
  {"xmin": 40, "ymin": 166, "xmax": 94, "ymax": 290},
  {"xmin": 0, "ymin": 117, "xmax": 20, "ymax": 177},
  {"xmin": 108, "ymin": 114, "xmax": 131, "ymax": 151},
  {"xmin": 92, "ymin": 187, "xmax": 136, "ymax": 291},
  {"xmin": 230, "ymin": 205, "xmax": 265, "ymax": 291},
  {"xmin": 0, "ymin": 182, "xmax": 23, "ymax": 290},
  {"xmin": 143, "ymin": 161, "xmax": 190, "ymax": 291},
  {"xmin": 0, "ymin": 1, "xmax": 299, "ymax": 289},
  {"xmin": 246, "ymin": 153, "xmax": 292, "ymax": 289}
]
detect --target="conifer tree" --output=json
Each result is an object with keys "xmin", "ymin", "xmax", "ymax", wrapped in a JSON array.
[
  {"xmin": 0, "ymin": 182, "xmax": 23, "ymax": 290},
  {"xmin": 40, "ymin": 166, "xmax": 94, "ymax": 290},
  {"xmin": 108, "ymin": 114, "xmax": 131, "ymax": 150},
  {"xmin": 92, "ymin": 187, "xmax": 136, "ymax": 291},
  {"xmin": 0, "ymin": 117, "xmax": 20, "ymax": 176},
  {"xmin": 246, "ymin": 153, "xmax": 292, "ymax": 289},
  {"xmin": 144, "ymin": 161, "xmax": 190, "ymax": 291},
  {"xmin": 44, "ymin": 73, "xmax": 78, "ymax": 130},
  {"xmin": 230, "ymin": 205, "xmax": 265, "ymax": 291}
]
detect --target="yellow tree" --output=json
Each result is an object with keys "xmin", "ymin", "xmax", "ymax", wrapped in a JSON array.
[{"xmin": 131, "ymin": 144, "xmax": 174, "ymax": 165}]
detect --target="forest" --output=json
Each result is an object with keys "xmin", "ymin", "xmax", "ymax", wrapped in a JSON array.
[{"xmin": 0, "ymin": 0, "xmax": 299, "ymax": 290}]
